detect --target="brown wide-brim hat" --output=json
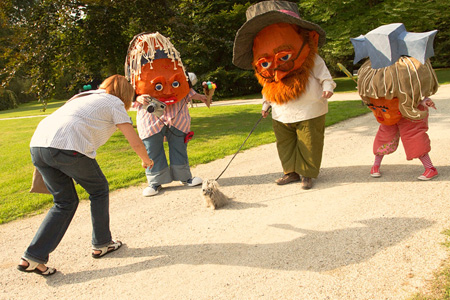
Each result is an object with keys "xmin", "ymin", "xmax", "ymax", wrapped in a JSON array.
[{"xmin": 233, "ymin": 0, "xmax": 326, "ymax": 70}]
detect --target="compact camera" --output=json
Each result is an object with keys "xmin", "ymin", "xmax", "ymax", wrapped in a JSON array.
[{"xmin": 141, "ymin": 95, "xmax": 166, "ymax": 118}]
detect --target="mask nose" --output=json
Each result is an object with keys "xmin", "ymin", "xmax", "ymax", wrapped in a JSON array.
[
  {"xmin": 274, "ymin": 69, "xmax": 289, "ymax": 82},
  {"xmin": 373, "ymin": 110, "xmax": 384, "ymax": 121}
]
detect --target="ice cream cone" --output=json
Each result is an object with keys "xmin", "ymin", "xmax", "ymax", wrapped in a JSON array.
[{"xmin": 202, "ymin": 81, "xmax": 216, "ymax": 108}]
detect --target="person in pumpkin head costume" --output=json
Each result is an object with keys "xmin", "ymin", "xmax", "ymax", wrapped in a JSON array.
[
  {"xmin": 351, "ymin": 23, "xmax": 439, "ymax": 180},
  {"xmin": 233, "ymin": 1, "xmax": 336, "ymax": 190},
  {"xmin": 125, "ymin": 32, "xmax": 208, "ymax": 196}
]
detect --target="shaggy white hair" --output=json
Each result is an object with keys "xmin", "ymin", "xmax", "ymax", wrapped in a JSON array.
[{"xmin": 201, "ymin": 179, "xmax": 229, "ymax": 210}]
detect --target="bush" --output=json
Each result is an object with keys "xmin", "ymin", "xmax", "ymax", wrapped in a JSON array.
[
  {"xmin": 0, "ymin": 89, "xmax": 19, "ymax": 111},
  {"xmin": 7, "ymin": 77, "xmax": 37, "ymax": 104},
  {"xmin": 196, "ymin": 67, "xmax": 261, "ymax": 99}
]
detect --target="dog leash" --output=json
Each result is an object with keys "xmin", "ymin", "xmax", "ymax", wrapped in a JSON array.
[{"xmin": 215, "ymin": 107, "xmax": 271, "ymax": 181}]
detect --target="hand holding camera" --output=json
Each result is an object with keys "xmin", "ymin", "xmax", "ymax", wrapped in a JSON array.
[{"xmin": 136, "ymin": 94, "xmax": 166, "ymax": 118}]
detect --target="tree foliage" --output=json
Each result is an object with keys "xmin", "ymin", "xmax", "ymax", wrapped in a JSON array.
[
  {"xmin": 1, "ymin": 0, "xmax": 449, "ymax": 109},
  {"xmin": 169, "ymin": 1, "xmax": 260, "ymax": 97},
  {"xmin": 299, "ymin": 0, "xmax": 450, "ymax": 74}
]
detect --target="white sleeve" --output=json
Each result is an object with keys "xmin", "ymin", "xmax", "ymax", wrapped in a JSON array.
[
  {"xmin": 262, "ymin": 95, "xmax": 271, "ymax": 111},
  {"xmin": 111, "ymin": 101, "xmax": 132, "ymax": 125},
  {"xmin": 312, "ymin": 54, "xmax": 336, "ymax": 93}
]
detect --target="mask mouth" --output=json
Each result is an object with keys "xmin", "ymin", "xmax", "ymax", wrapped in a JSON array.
[{"xmin": 159, "ymin": 97, "xmax": 178, "ymax": 105}]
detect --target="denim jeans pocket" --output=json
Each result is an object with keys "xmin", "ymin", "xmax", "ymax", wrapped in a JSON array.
[{"xmin": 49, "ymin": 148, "xmax": 81, "ymax": 166}]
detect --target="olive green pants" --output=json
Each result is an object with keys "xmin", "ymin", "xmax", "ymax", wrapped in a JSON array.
[{"xmin": 272, "ymin": 114, "xmax": 326, "ymax": 178}]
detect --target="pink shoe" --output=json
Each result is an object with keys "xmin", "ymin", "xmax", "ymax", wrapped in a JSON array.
[
  {"xmin": 370, "ymin": 165, "xmax": 381, "ymax": 178},
  {"xmin": 418, "ymin": 167, "xmax": 438, "ymax": 181}
]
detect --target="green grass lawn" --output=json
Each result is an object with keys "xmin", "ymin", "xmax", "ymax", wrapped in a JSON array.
[
  {"xmin": 1, "ymin": 71, "xmax": 449, "ymax": 224},
  {"xmin": 0, "ymin": 100, "xmax": 370, "ymax": 224},
  {"xmin": 435, "ymin": 68, "xmax": 450, "ymax": 84},
  {"xmin": 0, "ymin": 99, "xmax": 66, "ymax": 119}
]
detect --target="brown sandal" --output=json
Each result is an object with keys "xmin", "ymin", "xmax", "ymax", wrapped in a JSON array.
[
  {"xmin": 275, "ymin": 172, "xmax": 300, "ymax": 185},
  {"xmin": 301, "ymin": 177, "xmax": 313, "ymax": 190}
]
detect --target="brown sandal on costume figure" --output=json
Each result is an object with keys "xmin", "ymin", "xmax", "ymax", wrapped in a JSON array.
[
  {"xmin": 275, "ymin": 172, "xmax": 300, "ymax": 185},
  {"xmin": 92, "ymin": 240, "xmax": 122, "ymax": 259},
  {"xmin": 301, "ymin": 177, "xmax": 313, "ymax": 190},
  {"xmin": 17, "ymin": 257, "xmax": 57, "ymax": 276}
]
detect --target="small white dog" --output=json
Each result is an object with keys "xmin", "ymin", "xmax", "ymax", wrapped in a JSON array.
[{"xmin": 201, "ymin": 179, "xmax": 229, "ymax": 209}]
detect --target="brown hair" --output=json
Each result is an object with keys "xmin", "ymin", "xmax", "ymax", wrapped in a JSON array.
[
  {"xmin": 99, "ymin": 75, "xmax": 135, "ymax": 110},
  {"xmin": 357, "ymin": 57, "xmax": 439, "ymax": 120}
]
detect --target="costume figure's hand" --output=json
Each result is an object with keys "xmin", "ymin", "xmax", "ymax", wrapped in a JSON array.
[
  {"xmin": 142, "ymin": 159, "xmax": 154, "ymax": 169},
  {"xmin": 136, "ymin": 94, "xmax": 151, "ymax": 105},
  {"xmin": 200, "ymin": 94, "xmax": 208, "ymax": 104},
  {"xmin": 191, "ymin": 93, "xmax": 208, "ymax": 104},
  {"xmin": 262, "ymin": 110, "xmax": 270, "ymax": 118},
  {"xmin": 322, "ymin": 91, "xmax": 333, "ymax": 99},
  {"xmin": 425, "ymin": 99, "xmax": 436, "ymax": 110}
]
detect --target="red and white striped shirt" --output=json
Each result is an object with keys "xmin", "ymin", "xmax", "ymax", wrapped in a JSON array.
[{"xmin": 134, "ymin": 89, "xmax": 195, "ymax": 140}]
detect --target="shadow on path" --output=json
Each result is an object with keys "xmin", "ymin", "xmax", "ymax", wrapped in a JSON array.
[
  {"xmin": 210, "ymin": 164, "xmax": 450, "ymax": 188},
  {"xmin": 48, "ymin": 217, "xmax": 433, "ymax": 286}
]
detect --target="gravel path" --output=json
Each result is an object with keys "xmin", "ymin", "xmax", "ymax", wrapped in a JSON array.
[{"xmin": 1, "ymin": 85, "xmax": 449, "ymax": 300}]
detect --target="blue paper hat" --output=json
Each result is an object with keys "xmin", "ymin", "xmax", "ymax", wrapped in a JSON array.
[{"xmin": 351, "ymin": 23, "xmax": 437, "ymax": 69}]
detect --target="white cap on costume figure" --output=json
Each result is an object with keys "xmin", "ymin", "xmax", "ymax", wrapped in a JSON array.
[{"xmin": 188, "ymin": 72, "xmax": 198, "ymax": 86}]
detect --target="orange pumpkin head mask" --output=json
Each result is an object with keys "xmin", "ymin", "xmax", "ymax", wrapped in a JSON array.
[
  {"xmin": 252, "ymin": 23, "xmax": 319, "ymax": 105},
  {"xmin": 135, "ymin": 59, "xmax": 190, "ymax": 105},
  {"xmin": 125, "ymin": 32, "xmax": 190, "ymax": 105},
  {"xmin": 367, "ymin": 97, "xmax": 402, "ymax": 125},
  {"xmin": 252, "ymin": 23, "xmax": 316, "ymax": 83}
]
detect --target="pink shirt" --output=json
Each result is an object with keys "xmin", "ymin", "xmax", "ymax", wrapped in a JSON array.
[{"xmin": 133, "ymin": 89, "xmax": 195, "ymax": 140}]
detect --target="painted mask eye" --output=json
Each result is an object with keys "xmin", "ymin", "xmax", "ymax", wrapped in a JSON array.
[
  {"xmin": 279, "ymin": 53, "xmax": 292, "ymax": 62},
  {"xmin": 381, "ymin": 109, "xmax": 387, "ymax": 112},
  {"xmin": 172, "ymin": 81, "xmax": 180, "ymax": 88},
  {"xmin": 155, "ymin": 83, "xmax": 163, "ymax": 91},
  {"xmin": 261, "ymin": 61, "xmax": 272, "ymax": 69},
  {"xmin": 255, "ymin": 57, "xmax": 273, "ymax": 70}
]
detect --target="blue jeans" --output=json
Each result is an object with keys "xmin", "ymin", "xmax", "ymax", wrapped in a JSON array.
[
  {"xmin": 25, "ymin": 147, "xmax": 111, "ymax": 264},
  {"xmin": 143, "ymin": 127, "xmax": 192, "ymax": 187}
]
